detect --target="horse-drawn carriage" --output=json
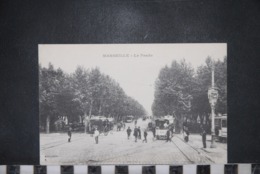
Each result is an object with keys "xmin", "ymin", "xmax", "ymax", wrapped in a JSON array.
[{"xmin": 88, "ymin": 116, "xmax": 114, "ymax": 136}]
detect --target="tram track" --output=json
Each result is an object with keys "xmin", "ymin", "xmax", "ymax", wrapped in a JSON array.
[
  {"xmin": 41, "ymin": 128, "xmax": 214, "ymax": 164},
  {"xmin": 99, "ymin": 135, "xmax": 210, "ymax": 164},
  {"xmin": 41, "ymin": 132, "xmax": 111, "ymax": 150},
  {"xmin": 41, "ymin": 134, "xmax": 88, "ymax": 150},
  {"xmin": 172, "ymin": 136, "xmax": 214, "ymax": 163},
  {"xmin": 171, "ymin": 137, "xmax": 195, "ymax": 163}
]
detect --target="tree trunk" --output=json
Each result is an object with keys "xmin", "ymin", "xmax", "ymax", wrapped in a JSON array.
[
  {"xmin": 98, "ymin": 104, "xmax": 102, "ymax": 115},
  {"xmin": 180, "ymin": 114, "xmax": 184, "ymax": 133},
  {"xmin": 46, "ymin": 115, "xmax": 50, "ymax": 134},
  {"xmin": 84, "ymin": 112, "xmax": 87, "ymax": 133},
  {"xmin": 88, "ymin": 99, "xmax": 93, "ymax": 117}
]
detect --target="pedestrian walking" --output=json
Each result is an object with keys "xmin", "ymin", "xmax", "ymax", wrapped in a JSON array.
[
  {"xmin": 184, "ymin": 127, "xmax": 189, "ymax": 142},
  {"xmin": 186, "ymin": 128, "xmax": 190, "ymax": 141},
  {"xmin": 127, "ymin": 127, "xmax": 132, "ymax": 139},
  {"xmin": 137, "ymin": 126, "xmax": 141, "ymax": 139},
  {"xmin": 94, "ymin": 128, "xmax": 100, "ymax": 144},
  {"xmin": 133, "ymin": 126, "xmax": 138, "ymax": 142},
  {"xmin": 170, "ymin": 125, "xmax": 174, "ymax": 139},
  {"xmin": 184, "ymin": 130, "xmax": 188, "ymax": 142},
  {"xmin": 166, "ymin": 129, "xmax": 171, "ymax": 142},
  {"xmin": 201, "ymin": 125, "xmax": 207, "ymax": 148},
  {"xmin": 143, "ymin": 129, "xmax": 148, "ymax": 143},
  {"xmin": 68, "ymin": 127, "xmax": 72, "ymax": 142}
]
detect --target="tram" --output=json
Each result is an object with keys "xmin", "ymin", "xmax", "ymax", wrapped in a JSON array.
[
  {"xmin": 215, "ymin": 114, "xmax": 227, "ymax": 142},
  {"xmin": 154, "ymin": 118, "xmax": 169, "ymax": 140}
]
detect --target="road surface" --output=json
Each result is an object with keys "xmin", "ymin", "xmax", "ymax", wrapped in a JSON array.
[{"xmin": 40, "ymin": 118, "xmax": 226, "ymax": 165}]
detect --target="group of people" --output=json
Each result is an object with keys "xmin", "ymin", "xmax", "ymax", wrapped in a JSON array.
[
  {"xmin": 127, "ymin": 125, "xmax": 174, "ymax": 143},
  {"xmin": 67, "ymin": 126, "xmax": 100, "ymax": 144},
  {"xmin": 182, "ymin": 123, "xmax": 208, "ymax": 148},
  {"xmin": 67, "ymin": 121, "xmax": 208, "ymax": 148},
  {"xmin": 127, "ymin": 126, "xmax": 148, "ymax": 143}
]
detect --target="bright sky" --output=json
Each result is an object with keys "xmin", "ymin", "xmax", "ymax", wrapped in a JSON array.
[{"xmin": 39, "ymin": 44, "xmax": 227, "ymax": 115}]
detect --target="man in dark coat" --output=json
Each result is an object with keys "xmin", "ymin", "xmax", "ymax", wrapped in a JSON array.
[
  {"xmin": 133, "ymin": 126, "xmax": 138, "ymax": 142},
  {"xmin": 127, "ymin": 127, "xmax": 132, "ymax": 139},
  {"xmin": 137, "ymin": 126, "xmax": 141, "ymax": 139},
  {"xmin": 143, "ymin": 129, "xmax": 148, "ymax": 143},
  {"xmin": 201, "ymin": 125, "xmax": 207, "ymax": 148},
  {"xmin": 184, "ymin": 127, "xmax": 190, "ymax": 142},
  {"xmin": 68, "ymin": 127, "xmax": 72, "ymax": 142}
]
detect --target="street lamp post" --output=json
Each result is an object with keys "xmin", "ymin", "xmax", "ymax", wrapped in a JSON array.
[{"xmin": 208, "ymin": 61, "xmax": 218, "ymax": 148}]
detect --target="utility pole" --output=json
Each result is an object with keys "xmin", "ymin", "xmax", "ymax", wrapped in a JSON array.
[{"xmin": 208, "ymin": 60, "xmax": 218, "ymax": 148}]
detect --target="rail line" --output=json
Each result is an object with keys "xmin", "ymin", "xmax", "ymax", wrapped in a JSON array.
[
  {"xmin": 41, "ymin": 132, "xmax": 110, "ymax": 150},
  {"xmin": 41, "ymin": 135, "xmax": 89, "ymax": 150},
  {"xmin": 172, "ymin": 136, "xmax": 214, "ymax": 163},
  {"xmin": 171, "ymin": 137, "xmax": 195, "ymax": 163},
  {"xmin": 41, "ymin": 131, "xmax": 214, "ymax": 164}
]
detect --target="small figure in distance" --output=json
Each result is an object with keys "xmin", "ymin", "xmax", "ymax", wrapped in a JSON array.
[
  {"xmin": 68, "ymin": 126, "xmax": 72, "ymax": 142},
  {"xmin": 200, "ymin": 124, "xmax": 207, "ymax": 148},
  {"xmin": 137, "ymin": 126, "xmax": 141, "ymax": 139},
  {"xmin": 166, "ymin": 129, "xmax": 171, "ymax": 142},
  {"xmin": 127, "ymin": 126, "xmax": 132, "ymax": 139},
  {"xmin": 152, "ymin": 126, "xmax": 156, "ymax": 140},
  {"xmin": 133, "ymin": 126, "xmax": 138, "ymax": 142},
  {"xmin": 143, "ymin": 129, "xmax": 148, "ymax": 143},
  {"xmin": 184, "ymin": 127, "xmax": 190, "ymax": 142},
  {"xmin": 94, "ymin": 128, "xmax": 100, "ymax": 144}
]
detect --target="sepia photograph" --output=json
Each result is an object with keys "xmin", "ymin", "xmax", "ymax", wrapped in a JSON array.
[{"xmin": 39, "ymin": 44, "xmax": 227, "ymax": 165}]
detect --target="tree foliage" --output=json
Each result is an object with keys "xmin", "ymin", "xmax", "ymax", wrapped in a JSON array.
[
  {"xmin": 152, "ymin": 60, "xmax": 194, "ymax": 116},
  {"xmin": 39, "ymin": 64, "xmax": 146, "ymax": 133},
  {"xmin": 152, "ymin": 57, "xmax": 227, "ymax": 130},
  {"xmin": 193, "ymin": 57, "xmax": 227, "ymax": 116}
]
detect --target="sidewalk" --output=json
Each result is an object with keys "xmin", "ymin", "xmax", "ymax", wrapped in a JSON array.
[{"xmin": 175, "ymin": 133, "xmax": 227, "ymax": 163}]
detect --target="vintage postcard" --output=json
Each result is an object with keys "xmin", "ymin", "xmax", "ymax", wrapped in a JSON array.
[{"xmin": 39, "ymin": 44, "xmax": 227, "ymax": 165}]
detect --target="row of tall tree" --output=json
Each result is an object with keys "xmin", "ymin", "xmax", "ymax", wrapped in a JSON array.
[
  {"xmin": 152, "ymin": 57, "xmax": 227, "ymax": 132},
  {"xmin": 39, "ymin": 64, "xmax": 146, "ymax": 133}
]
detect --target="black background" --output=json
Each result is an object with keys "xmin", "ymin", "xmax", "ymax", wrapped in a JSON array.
[{"xmin": 0, "ymin": 0, "xmax": 259, "ymax": 164}]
